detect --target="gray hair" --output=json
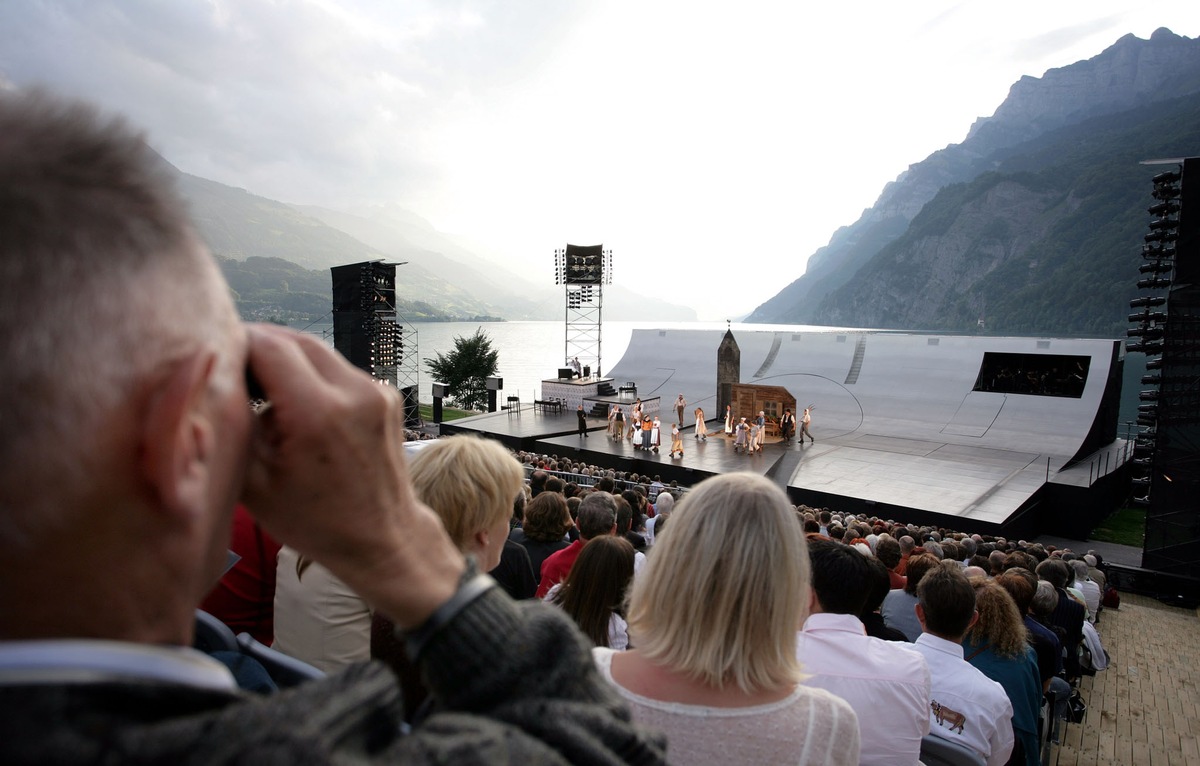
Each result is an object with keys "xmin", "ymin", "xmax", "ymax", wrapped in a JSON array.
[
  {"xmin": 0, "ymin": 91, "xmax": 238, "ymax": 546},
  {"xmin": 577, "ymin": 491, "xmax": 618, "ymax": 539},
  {"xmin": 1070, "ymin": 559, "xmax": 1090, "ymax": 582},
  {"xmin": 1031, "ymin": 580, "xmax": 1058, "ymax": 616},
  {"xmin": 654, "ymin": 492, "xmax": 674, "ymax": 516}
]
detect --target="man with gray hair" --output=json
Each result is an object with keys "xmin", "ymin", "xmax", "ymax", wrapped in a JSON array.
[
  {"xmin": 0, "ymin": 92, "xmax": 665, "ymax": 764},
  {"xmin": 535, "ymin": 491, "xmax": 617, "ymax": 597}
]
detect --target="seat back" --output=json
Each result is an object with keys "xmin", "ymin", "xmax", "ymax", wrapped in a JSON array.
[
  {"xmin": 193, "ymin": 609, "xmax": 239, "ymax": 654},
  {"xmin": 919, "ymin": 734, "xmax": 986, "ymax": 766},
  {"xmin": 235, "ymin": 632, "xmax": 325, "ymax": 688}
]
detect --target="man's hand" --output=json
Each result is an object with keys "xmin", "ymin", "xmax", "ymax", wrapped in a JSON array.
[{"xmin": 241, "ymin": 324, "xmax": 463, "ymax": 629}]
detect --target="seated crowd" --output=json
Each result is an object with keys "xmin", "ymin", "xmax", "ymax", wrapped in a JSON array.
[
  {"xmin": 207, "ymin": 428, "xmax": 1110, "ymax": 766},
  {"xmin": 4, "ymin": 91, "xmax": 1108, "ymax": 765}
]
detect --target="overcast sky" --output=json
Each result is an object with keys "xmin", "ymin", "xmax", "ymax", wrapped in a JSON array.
[{"xmin": 3, "ymin": 1, "xmax": 1199, "ymax": 320}]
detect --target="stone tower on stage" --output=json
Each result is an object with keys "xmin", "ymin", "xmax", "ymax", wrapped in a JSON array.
[{"xmin": 717, "ymin": 325, "xmax": 740, "ymax": 418}]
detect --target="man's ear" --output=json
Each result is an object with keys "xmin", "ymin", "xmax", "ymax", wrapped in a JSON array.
[
  {"xmin": 141, "ymin": 351, "xmax": 219, "ymax": 520},
  {"xmin": 967, "ymin": 609, "xmax": 980, "ymax": 631},
  {"xmin": 914, "ymin": 602, "xmax": 926, "ymax": 629}
]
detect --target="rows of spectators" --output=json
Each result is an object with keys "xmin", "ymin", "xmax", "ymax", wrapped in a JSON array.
[{"xmin": 203, "ymin": 430, "xmax": 1110, "ymax": 766}]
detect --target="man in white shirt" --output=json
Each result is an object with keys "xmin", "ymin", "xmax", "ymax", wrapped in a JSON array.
[
  {"xmin": 1070, "ymin": 559, "xmax": 1102, "ymax": 622},
  {"xmin": 797, "ymin": 539, "xmax": 931, "ymax": 766},
  {"xmin": 910, "ymin": 565, "xmax": 1014, "ymax": 766}
]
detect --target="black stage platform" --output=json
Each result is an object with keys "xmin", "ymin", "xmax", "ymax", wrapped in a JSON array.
[{"xmin": 439, "ymin": 328, "xmax": 1130, "ymax": 538}]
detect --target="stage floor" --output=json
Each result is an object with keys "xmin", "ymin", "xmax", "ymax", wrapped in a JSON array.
[{"xmin": 439, "ymin": 410, "xmax": 784, "ymax": 480}]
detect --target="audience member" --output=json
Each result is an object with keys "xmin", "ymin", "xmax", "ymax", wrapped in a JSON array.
[
  {"xmin": 796, "ymin": 539, "xmax": 931, "ymax": 765},
  {"xmin": 510, "ymin": 492, "xmax": 573, "ymax": 581},
  {"xmin": 529, "ymin": 470, "xmax": 548, "ymax": 496},
  {"xmin": 489, "ymin": 493, "xmax": 537, "ymax": 601},
  {"xmin": 536, "ymin": 492, "xmax": 618, "ymax": 598},
  {"xmin": 1084, "ymin": 553, "xmax": 1106, "ymax": 592},
  {"xmin": 645, "ymin": 492, "xmax": 672, "ymax": 546},
  {"xmin": 964, "ymin": 578, "xmax": 1041, "ymax": 766},
  {"xmin": 897, "ymin": 535, "xmax": 916, "ymax": 574},
  {"xmin": 910, "ymin": 566, "xmax": 1014, "ymax": 766},
  {"xmin": 368, "ymin": 434, "xmax": 531, "ymax": 718},
  {"xmin": 274, "ymin": 546, "xmax": 372, "ymax": 673},
  {"xmin": 548, "ymin": 536, "xmax": 635, "ymax": 649},
  {"xmin": 1036, "ymin": 558, "xmax": 1086, "ymax": 679},
  {"xmin": 593, "ymin": 473, "xmax": 861, "ymax": 765},
  {"xmin": 859, "ymin": 556, "xmax": 909, "ymax": 642},
  {"xmin": 614, "ymin": 497, "xmax": 649, "ymax": 574},
  {"xmin": 1071, "ymin": 559, "xmax": 1101, "ymax": 622},
  {"xmin": 0, "ymin": 92, "xmax": 665, "ymax": 764},
  {"xmin": 882, "ymin": 552, "xmax": 939, "ymax": 641},
  {"xmin": 996, "ymin": 569, "xmax": 1063, "ymax": 691},
  {"xmin": 875, "ymin": 536, "xmax": 907, "ymax": 590}
]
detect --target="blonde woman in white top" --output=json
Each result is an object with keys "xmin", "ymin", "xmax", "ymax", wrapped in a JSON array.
[{"xmin": 592, "ymin": 472, "xmax": 860, "ymax": 766}]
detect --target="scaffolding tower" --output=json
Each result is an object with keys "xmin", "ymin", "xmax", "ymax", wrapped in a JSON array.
[{"xmin": 554, "ymin": 244, "xmax": 612, "ymax": 377}]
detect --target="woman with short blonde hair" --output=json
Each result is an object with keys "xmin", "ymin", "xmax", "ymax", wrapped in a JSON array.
[
  {"xmin": 372, "ymin": 435, "xmax": 524, "ymax": 720},
  {"xmin": 592, "ymin": 472, "xmax": 860, "ymax": 765},
  {"xmin": 407, "ymin": 435, "xmax": 523, "ymax": 571}
]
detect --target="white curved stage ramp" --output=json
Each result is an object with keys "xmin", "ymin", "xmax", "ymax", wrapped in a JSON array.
[
  {"xmin": 604, "ymin": 328, "xmax": 1126, "ymax": 533},
  {"xmin": 442, "ymin": 328, "xmax": 1128, "ymax": 536}
]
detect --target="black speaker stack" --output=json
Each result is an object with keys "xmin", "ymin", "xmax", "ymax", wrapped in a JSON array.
[{"xmin": 1130, "ymin": 158, "xmax": 1200, "ymax": 575}]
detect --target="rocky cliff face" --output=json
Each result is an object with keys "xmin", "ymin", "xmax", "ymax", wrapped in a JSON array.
[
  {"xmin": 821, "ymin": 178, "xmax": 1068, "ymax": 329},
  {"xmin": 970, "ymin": 28, "xmax": 1200, "ymax": 144},
  {"xmin": 749, "ymin": 28, "xmax": 1200, "ymax": 329},
  {"xmin": 812, "ymin": 87, "xmax": 1200, "ymax": 335}
]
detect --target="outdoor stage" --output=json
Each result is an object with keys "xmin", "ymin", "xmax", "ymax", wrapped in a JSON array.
[{"xmin": 438, "ymin": 328, "xmax": 1131, "ymax": 538}]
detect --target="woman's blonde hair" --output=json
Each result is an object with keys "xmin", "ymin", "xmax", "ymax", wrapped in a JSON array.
[
  {"xmin": 966, "ymin": 577, "xmax": 1029, "ymax": 658},
  {"xmin": 627, "ymin": 472, "xmax": 809, "ymax": 693},
  {"xmin": 407, "ymin": 436, "xmax": 523, "ymax": 550}
]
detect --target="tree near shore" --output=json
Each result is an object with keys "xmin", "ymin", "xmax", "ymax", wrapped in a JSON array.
[{"xmin": 424, "ymin": 328, "xmax": 499, "ymax": 412}]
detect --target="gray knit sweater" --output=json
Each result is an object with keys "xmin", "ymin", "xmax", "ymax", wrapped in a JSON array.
[{"xmin": 0, "ymin": 588, "xmax": 667, "ymax": 765}]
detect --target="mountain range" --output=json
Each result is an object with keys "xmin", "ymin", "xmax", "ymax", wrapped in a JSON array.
[
  {"xmin": 748, "ymin": 28, "xmax": 1200, "ymax": 336},
  {"xmin": 176, "ymin": 169, "xmax": 697, "ymax": 323}
]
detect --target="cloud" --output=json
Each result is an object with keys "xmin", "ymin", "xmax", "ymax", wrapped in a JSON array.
[
  {"xmin": 3, "ymin": 1, "xmax": 1199, "ymax": 320},
  {"xmin": 0, "ymin": 1, "xmax": 581, "ymax": 206},
  {"xmin": 1010, "ymin": 15, "xmax": 1129, "ymax": 63}
]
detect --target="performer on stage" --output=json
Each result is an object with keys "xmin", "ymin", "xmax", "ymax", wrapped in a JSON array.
[
  {"xmin": 576, "ymin": 405, "xmax": 588, "ymax": 437},
  {"xmin": 694, "ymin": 407, "xmax": 708, "ymax": 441},
  {"xmin": 613, "ymin": 405, "xmax": 625, "ymax": 441},
  {"xmin": 724, "ymin": 404, "xmax": 733, "ymax": 435},
  {"xmin": 801, "ymin": 405, "xmax": 815, "ymax": 444},
  {"xmin": 675, "ymin": 394, "xmax": 687, "ymax": 425},
  {"xmin": 669, "ymin": 423, "xmax": 684, "ymax": 459},
  {"xmin": 754, "ymin": 411, "xmax": 767, "ymax": 453},
  {"xmin": 780, "ymin": 408, "xmax": 796, "ymax": 444},
  {"xmin": 651, "ymin": 416, "xmax": 661, "ymax": 453}
]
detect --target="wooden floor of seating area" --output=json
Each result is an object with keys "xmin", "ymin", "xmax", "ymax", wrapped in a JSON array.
[{"xmin": 1052, "ymin": 592, "xmax": 1200, "ymax": 765}]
